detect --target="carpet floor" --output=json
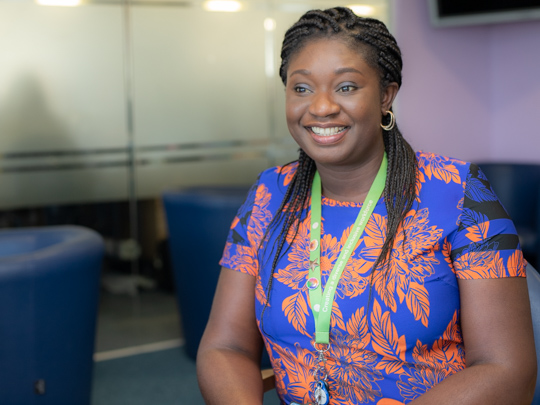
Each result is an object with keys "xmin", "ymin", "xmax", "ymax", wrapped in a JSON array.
[{"xmin": 92, "ymin": 346, "xmax": 281, "ymax": 405}]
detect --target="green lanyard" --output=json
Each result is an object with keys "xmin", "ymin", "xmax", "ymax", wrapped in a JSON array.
[{"xmin": 308, "ymin": 153, "xmax": 387, "ymax": 344}]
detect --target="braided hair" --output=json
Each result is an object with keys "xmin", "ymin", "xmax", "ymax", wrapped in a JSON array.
[{"xmin": 260, "ymin": 7, "xmax": 417, "ymax": 332}]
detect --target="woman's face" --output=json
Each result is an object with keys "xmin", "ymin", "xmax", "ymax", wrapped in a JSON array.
[{"xmin": 285, "ymin": 38, "xmax": 397, "ymax": 169}]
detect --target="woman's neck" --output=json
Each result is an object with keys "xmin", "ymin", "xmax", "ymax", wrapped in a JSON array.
[{"xmin": 315, "ymin": 150, "xmax": 384, "ymax": 204}]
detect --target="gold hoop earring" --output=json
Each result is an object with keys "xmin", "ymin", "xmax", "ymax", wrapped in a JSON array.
[{"xmin": 380, "ymin": 110, "xmax": 395, "ymax": 131}]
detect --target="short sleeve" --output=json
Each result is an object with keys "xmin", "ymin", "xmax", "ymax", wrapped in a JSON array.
[
  {"xmin": 450, "ymin": 164, "xmax": 526, "ymax": 279},
  {"xmin": 219, "ymin": 175, "xmax": 262, "ymax": 277}
]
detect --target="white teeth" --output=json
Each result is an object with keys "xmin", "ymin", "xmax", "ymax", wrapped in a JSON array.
[{"xmin": 310, "ymin": 126, "xmax": 346, "ymax": 136}]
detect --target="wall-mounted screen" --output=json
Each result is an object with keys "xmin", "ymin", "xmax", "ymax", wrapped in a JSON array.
[{"xmin": 429, "ymin": 0, "xmax": 540, "ymax": 27}]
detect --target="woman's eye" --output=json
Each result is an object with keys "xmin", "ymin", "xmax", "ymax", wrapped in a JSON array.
[
  {"xmin": 338, "ymin": 85, "xmax": 357, "ymax": 93},
  {"xmin": 294, "ymin": 86, "xmax": 309, "ymax": 93}
]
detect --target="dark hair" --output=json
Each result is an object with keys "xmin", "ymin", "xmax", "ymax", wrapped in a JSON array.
[{"xmin": 260, "ymin": 7, "xmax": 417, "ymax": 331}]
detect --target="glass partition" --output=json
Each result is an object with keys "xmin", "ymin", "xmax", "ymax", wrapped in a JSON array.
[
  {"xmin": 0, "ymin": 0, "xmax": 389, "ymax": 208},
  {"xmin": 131, "ymin": 3, "xmax": 273, "ymax": 196},
  {"xmin": 0, "ymin": 1, "xmax": 129, "ymax": 208}
]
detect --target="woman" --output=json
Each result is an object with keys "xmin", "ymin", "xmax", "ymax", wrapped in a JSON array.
[{"xmin": 197, "ymin": 7, "xmax": 536, "ymax": 405}]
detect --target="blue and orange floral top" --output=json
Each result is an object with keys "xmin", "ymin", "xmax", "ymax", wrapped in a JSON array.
[{"xmin": 220, "ymin": 151, "xmax": 526, "ymax": 405}]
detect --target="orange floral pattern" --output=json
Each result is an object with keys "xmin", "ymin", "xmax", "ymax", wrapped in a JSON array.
[
  {"xmin": 276, "ymin": 162, "xmax": 298, "ymax": 187},
  {"xmin": 220, "ymin": 152, "xmax": 525, "ymax": 404}
]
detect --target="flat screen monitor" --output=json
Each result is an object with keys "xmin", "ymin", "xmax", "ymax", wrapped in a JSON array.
[{"xmin": 428, "ymin": 0, "xmax": 540, "ymax": 27}]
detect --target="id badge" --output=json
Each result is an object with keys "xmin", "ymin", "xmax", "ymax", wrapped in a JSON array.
[{"xmin": 313, "ymin": 380, "xmax": 329, "ymax": 405}]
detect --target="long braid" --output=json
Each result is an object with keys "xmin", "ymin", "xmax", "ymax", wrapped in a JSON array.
[
  {"xmin": 260, "ymin": 7, "xmax": 417, "ymax": 335},
  {"xmin": 259, "ymin": 151, "xmax": 315, "ymax": 337},
  {"xmin": 368, "ymin": 118, "xmax": 417, "ymax": 306}
]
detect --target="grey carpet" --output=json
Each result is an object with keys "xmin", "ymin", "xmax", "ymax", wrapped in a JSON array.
[{"xmin": 92, "ymin": 347, "xmax": 281, "ymax": 405}]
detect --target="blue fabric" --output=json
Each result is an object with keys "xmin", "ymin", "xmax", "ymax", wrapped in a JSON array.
[{"xmin": 0, "ymin": 225, "xmax": 104, "ymax": 405}]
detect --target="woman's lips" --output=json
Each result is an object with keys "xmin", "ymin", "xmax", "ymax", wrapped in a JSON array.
[{"xmin": 307, "ymin": 126, "xmax": 349, "ymax": 145}]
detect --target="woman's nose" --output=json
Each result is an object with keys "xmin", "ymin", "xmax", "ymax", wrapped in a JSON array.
[{"xmin": 308, "ymin": 91, "xmax": 340, "ymax": 117}]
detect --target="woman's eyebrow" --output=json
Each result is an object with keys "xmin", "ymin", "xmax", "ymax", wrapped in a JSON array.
[
  {"xmin": 335, "ymin": 67, "xmax": 364, "ymax": 76},
  {"xmin": 289, "ymin": 69, "xmax": 311, "ymax": 78}
]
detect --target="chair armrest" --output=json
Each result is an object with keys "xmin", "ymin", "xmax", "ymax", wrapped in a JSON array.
[
  {"xmin": 261, "ymin": 368, "xmax": 275, "ymax": 392},
  {"xmin": 536, "ymin": 186, "xmax": 540, "ymax": 263}
]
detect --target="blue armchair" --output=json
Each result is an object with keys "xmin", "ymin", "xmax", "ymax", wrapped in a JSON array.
[
  {"xmin": 527, "ymin": 264, "xmax": 540, "ymax": 404},
  {"xmin": 0, "ymin": 225, "xmax": 104, "ymax": 405},
  {"xmin": 162, "ymin": 186, "xmax": 250, "ymax": 361},
  {"xmin": 477, "ymin": 163, "xmax": 540, "ymax": 267}
]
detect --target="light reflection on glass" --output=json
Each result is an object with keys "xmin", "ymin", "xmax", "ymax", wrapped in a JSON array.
[{"xmin": 203, "ymin": 0, "xmax": 242, "ymax": 12}]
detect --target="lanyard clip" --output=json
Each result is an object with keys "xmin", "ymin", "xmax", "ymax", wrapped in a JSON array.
[
  {"xmin": 312, "ymin": 341, "xmax": 330, "ymax": 382},
  {"xmin": 312, "ymin": 341, "xmax": 330, "ymax": 354}
]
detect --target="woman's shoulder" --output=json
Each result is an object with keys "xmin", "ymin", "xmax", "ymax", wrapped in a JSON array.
[
  {"xmin": 257, "ymin": 161, "xmax": 299, "ymax": 191},
  {"xmin": 414, "ymin": 151, "xmax": 475, "ymax": 209},
  {"xmin": 415, "ymin": 150, "xmax": 472, "ymax": 186},
  {"xmin": 416, "ymin": 150, "xmax": 470, "ymax": 170}
]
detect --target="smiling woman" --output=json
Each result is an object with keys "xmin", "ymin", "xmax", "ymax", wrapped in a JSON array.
[
  {"xmin": 196, "ymin": 7, "xmax": 537, "ymax": 405},
  {"xmin": 284, "ymin": 38, "xmax": 393, "ymax": 186}
]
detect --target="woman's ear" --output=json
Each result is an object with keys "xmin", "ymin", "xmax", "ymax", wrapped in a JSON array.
[{"xmin": 381, "ymin": 82, "xmax": 399, "ymax": 114}]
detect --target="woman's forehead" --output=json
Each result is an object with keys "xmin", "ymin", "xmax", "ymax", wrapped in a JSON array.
[{"xmin": 287, "ymin": 38, "xmax": 374, "ymax": 74}]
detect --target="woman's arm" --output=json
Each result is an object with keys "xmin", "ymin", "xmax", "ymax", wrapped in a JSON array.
[
  {"xmin": 409, "ymin": 276, "xmax": 537, "ymax": 404},
  {"xmin": 197, "ymin": 267, "xmax": 265, "ymax": 405}
]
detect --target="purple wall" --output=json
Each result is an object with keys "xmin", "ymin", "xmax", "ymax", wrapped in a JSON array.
[
  {"xmin": 490, "ymin": 22, "xmax": 540, "ymax": 162},
  {"xmin": 393, "ymin": 0, "xmax": 540, "ymax": 164}
]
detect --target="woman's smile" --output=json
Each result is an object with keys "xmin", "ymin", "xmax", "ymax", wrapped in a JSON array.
[
  {"xmin": 307, "ymin": 125, "xmax": 349, "ymax": 145},
  {"xmin": 309, "ymin": 126, "xmax": 347, "ymax": 136}
]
